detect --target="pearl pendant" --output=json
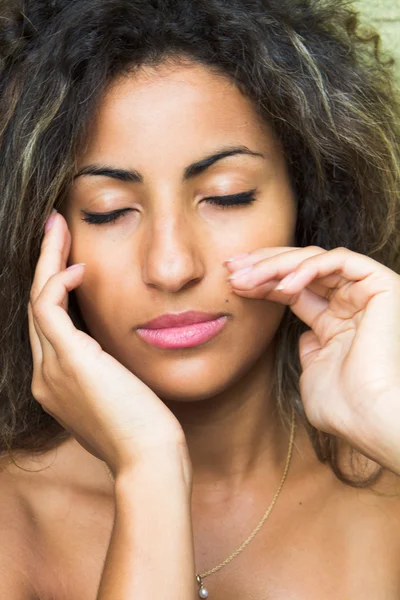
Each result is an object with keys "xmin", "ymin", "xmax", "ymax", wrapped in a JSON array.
[
  {"xmin": 198, "ymin": 586, "xmax": 209, "ymax": 598},
  {"xmin": 196, "ymin": 575, "xmax": 209, "ymax": 598}
]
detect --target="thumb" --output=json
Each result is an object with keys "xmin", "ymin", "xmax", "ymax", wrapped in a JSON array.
[{"xmin": 298, "ymin": 329, "xmax": 322, "ymax": 370}]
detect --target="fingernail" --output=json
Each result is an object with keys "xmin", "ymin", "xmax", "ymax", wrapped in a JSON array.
[
  {"xmin": 45, "ymin": 209, "xmax": 58, "ymax": 233},
  {"xmin": 224, "ymin": 253, "xmax": 250, "ymax": 263},
  {"xmin": 227, "ymin": 266, "xmax": 253, "ymax": 280},
  {"xmin": 66, "ymin": 263, "xmax": 86, "ymax": 271},
  {"xmin": 274, "ymin": 272, "xmax": 298, "ymax": 291}
]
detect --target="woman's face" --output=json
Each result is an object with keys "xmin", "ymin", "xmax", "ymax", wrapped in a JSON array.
[{"xmin": 63, "ymin": 60, "xmax": 297, "ymax": 402}]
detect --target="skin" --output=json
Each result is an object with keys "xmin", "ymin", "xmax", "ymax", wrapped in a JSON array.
[{"xmin": 2, "ymin": 59, "xmax": 400, "ymax": 599}]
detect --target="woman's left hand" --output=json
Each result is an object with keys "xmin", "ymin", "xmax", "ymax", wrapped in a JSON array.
[{"xmin": 225, "ymin": 246, "xmax": 400, "ymax": 474}]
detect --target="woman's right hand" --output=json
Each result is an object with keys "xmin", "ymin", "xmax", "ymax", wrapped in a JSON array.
[{"xmin": 28, "ymin": 210, "xmax": 188, "ymax": 476}]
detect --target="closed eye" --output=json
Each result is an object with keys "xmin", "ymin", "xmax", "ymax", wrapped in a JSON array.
[
  {"xmin": 80, "ymin": 207, "xmax": 134, "ymax": 225},
  {"xmin": 204, "ymin": 189, "xmax": 257, "ymax": 209},
  {"xmin": 80, "ymin": 189, "xmax": 257, "ymax": 225}
]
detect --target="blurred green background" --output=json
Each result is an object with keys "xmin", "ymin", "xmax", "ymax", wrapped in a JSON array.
[{"xmin": 355, "ymin": 0, "xmax": 400, "ymax": 85}]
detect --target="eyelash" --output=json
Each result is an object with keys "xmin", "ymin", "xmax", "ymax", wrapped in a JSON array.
[{"xmin": 80, "ymin": 189, "xmax": 258, "ymax": 225}]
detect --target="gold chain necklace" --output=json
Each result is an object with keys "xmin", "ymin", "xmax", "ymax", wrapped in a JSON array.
[{"xmin": 103, "ymin": 408, "xmax": 296, "ymax": 598}]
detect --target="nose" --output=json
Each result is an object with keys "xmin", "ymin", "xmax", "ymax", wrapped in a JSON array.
[{"xmin": 141, "ymin": 210, "xmax": 204, "ymax": 293}]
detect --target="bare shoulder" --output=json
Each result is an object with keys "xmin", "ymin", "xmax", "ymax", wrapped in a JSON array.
[
  {"xmin": 0, "ymin": 439, "xmax": 114, "ymax": 600},
  {"xmin": 369, "ymin": 469, "xmax": 400, "ymax": 533},
  {"xmin": 0, "ymin": 454, "xmax": 45, "ymax": 599},
  {"xmin": 336, "ymin": 456, "xmax": 400, "ymax": 574},
  {"xmin": 0, "ymin": 438, "xmax": 98, "ymax": 599},
  {"xmin": 337, "ymin": 452, "xmax": 400, "ymax": 521}
]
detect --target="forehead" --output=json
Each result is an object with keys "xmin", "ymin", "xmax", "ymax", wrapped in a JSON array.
[{"xmin": 82, "ymin": 60, "xmax": 279, "ymax": 160}]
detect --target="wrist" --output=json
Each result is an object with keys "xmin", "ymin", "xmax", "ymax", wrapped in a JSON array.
[
  {"xmin": 349, "ymin": 388, "xmax": 400, "ymax": 476},
  {"xmin": 115, "ymin": 441, "xmax": 193, "ymax": 494}
]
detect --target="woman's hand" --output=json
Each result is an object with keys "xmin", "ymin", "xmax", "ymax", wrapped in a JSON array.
[
  {"xmin": 225, "ymin": 246, "xmax": 400, "ymax": 474},
  {"xmin": 28, "ymin": 211, "xmax": 187, "ymax": 476}
]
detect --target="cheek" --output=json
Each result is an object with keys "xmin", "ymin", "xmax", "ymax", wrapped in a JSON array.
[
  {"xmin": 202, "ymin": 206, "xmax": 295, "ymax": 257},
  {"xmin": 68, "ymin": 229, "xmax": 138, "ymax": 297},
  {"xmin": 233, "ymin": 290, "xmax": 287, "ymax": 347},
  {"xmin": 221, "ymin": 207, "xmax": 296, "ymax": 253},
  {"xmin": 73, "ymin": 275, "xmax": 133, "ymax": 356},
  {"xmin": 77, "ymin": 258, "xmax": 128, "ymax": 303},
  {"xmin": 70, "ymin": 243, "xmax": 132, "ymax": 341},
  {"xmin": 258, "ymin": 196, "xmax": 297, "ymax": 245}
]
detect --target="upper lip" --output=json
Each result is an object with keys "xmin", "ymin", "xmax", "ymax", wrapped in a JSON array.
[{"xmin": 137, "ymin": 311, "xmax": 227, "ymax": 329}]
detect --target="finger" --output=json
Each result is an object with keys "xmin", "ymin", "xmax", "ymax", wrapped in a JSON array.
[
  {"xmin": 270, "ymin": 249, "xmax": 400, "ymax": 325},
  {"xmin": 229, "ymin": 275, "xmax": 342, "ymax": 302},
  {"xmin": 286, "ymin": 287, "xmax": 329, "ymax": 331},
  {"xmin": 30, "ymin": 296, "xmax": 59, "ymax": 361},
  {"xmin": 30, "ymin": 211, "xmax": 71, "ymax": 304},
  {"xmin": 32, "ymin": 264, "xmax": 87, "ymax": 356},
  {"xmin": 305, "ymin": 277, "xmax": 343, "ymax": 300},
  {"xmin": 228, "ymin": 275, "xmax": 330, "ymax": 329},
  {"xmin": 224, "ymin": 245, "xmax": 313, "ymax": 270},
  {"xmin": 28, "ymin": 300, "xmax": 43, "ymax": 364},
  {"xmin": 227, "ymin": 246, "xmax": 327, "ymax": 290},
  {"xmin": 224, "ymin": 245, "xmax": 323, "ymax": 273},
  {"xmin": 269, "ymin": 247, "xmax": 393, "ymax": 297},
  {"xmin": 298, "ymin": 329, "xmax": 323, "ymax": 371},
  {"xmin": 30, "ymin": 211, "xmax": 74, "ymax": 358},
  {"xmin": 227, "ymin": 246, "xmax": 395, "ymax": 311}
]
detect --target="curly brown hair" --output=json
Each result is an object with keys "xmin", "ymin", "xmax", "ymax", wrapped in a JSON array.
[{"xmin": 0, "ymin": 0, "xmax": 399, "ymax": 486}]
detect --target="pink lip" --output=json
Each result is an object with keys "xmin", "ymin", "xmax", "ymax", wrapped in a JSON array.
[
  {"xmin": 138, "ymin": 310, "xmax": 226, "ymax": 329},
  {"xmin": 136, "ymin": 316, "xmax": 228, "ymax": 349}
]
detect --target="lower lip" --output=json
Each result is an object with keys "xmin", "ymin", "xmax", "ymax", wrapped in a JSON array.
[{"xmin": 136, "ymin": 316, "xmax": 228, "ymax": 349}]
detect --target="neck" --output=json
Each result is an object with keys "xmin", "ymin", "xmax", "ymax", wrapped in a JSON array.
[{"xmin": 163, "ymin": 345, "xmax": 293, "ymax": 495}]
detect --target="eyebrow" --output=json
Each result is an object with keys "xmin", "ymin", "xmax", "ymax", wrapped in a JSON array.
[{"xmin": 73, "ymin": 146, "xmax": 265, "ymax": 184}]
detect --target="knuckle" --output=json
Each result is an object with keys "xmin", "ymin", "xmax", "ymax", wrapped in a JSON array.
[
  {"xmin": 41, "ymin": 362, "xmax": 56, "ymax": 387},
  {"xmin": 30, "ymin": 286, "xmax": 40, "ymax": 304},
  {"xmin": 30, "ymin": 271, "xmax": 60, "ymax": 305},
  {"xmin": 73, "ymin": 331, "xmax": 102, "ymax": 359},
  {"xmin": 31, "ymin": 379, "xmax": 46, "ymax": 403},
  {"xmin": 31, "ymin": 300, "xmax": 47, "ymax": 322},
  {"xmin": 56, "ymin": 352, "xmax": 75, "ymax": 376}
]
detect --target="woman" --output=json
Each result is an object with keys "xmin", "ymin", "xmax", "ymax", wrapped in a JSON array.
[{"xmin": 0, "ymin": 0, "xmax": 399, "ymax": 597}]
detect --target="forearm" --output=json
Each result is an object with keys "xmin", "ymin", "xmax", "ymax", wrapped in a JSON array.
[{"xmin": 96, "ymin": 445, "xmax": 196, "ymax": 600}]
